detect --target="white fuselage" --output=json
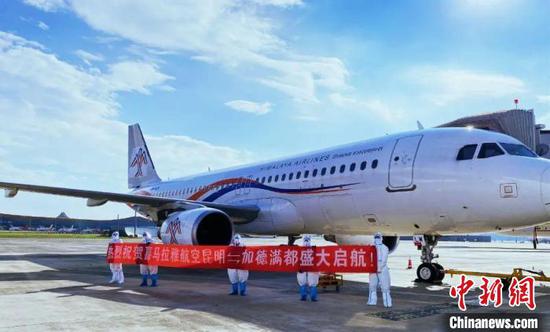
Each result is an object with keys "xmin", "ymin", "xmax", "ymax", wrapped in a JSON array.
[{"xmin": 133, "ymin": 128, "xmax": 550, "ymax": 236}]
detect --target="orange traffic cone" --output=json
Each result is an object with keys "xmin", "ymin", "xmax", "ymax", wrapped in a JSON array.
[{"xmin": 407, "ymin": 257, "xmax": 413, "ymax": 269}]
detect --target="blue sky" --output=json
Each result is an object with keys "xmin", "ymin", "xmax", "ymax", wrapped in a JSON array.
[{"xmin": 0, "ymin": 0, "xmax": 549, "ymax": 218}]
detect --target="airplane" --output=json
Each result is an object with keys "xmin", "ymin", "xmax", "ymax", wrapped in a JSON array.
[
  {"xmin": 8, "ymin": 226, "xmax": 23, "ymax": 231},
  {"xmin": 57, "ymin": 225, "xmax": 77, "ymax": 233},
  {"xmin": 2, "ymin": 124, "xmax": 550, "ymax": 283},
  {"xmin": 36, "ymin": 224, "xmax": 54, "ymax": 232},
  {"xmin": 81, "ymin": 227, "xmax": 100, "ymax": 234}
]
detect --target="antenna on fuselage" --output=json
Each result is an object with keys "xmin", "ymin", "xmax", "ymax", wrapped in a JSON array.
[{"xmin": 416, "ymin": 121, "xmax": 424, "ymax": 130}]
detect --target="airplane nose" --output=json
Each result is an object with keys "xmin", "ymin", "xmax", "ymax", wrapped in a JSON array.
[{"xmin": 541, "ymin": 167, "xmax": 550, "ymax": 215}]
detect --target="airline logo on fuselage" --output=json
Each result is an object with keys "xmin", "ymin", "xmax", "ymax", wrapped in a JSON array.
[
  {"xmin": 166, "ymin": 219, "xmax": 182, "ymax": 244},
  {"xmin": 130, "ymin": 147, "xmax": 148, "ymax": 178}
]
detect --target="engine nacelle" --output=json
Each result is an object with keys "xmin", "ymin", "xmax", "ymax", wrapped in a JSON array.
[
  {"xmin": 324, "ymin": 234, "xmax": 400, "ymax": 253},
  {"xmin": 160, "ymin": 208, "xmax": 233, "ymax": 245}
]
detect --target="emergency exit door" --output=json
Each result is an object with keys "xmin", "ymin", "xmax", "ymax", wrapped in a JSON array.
[{"xmin": 388, "ymin": 135, "xmax": 423, "ymax": 190}]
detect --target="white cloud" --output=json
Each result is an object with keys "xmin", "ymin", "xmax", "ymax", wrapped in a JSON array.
[
  {"xmin": 328, "ymin": 93, "xmax": 403, "ymax": 122},
  {"xmin": 37, "ymin": 21, "xmax": 49, "ymax": 30},
  {"xmin": 0, "ymin": 31, "xmax": 250, "ymax": 218},
  {"xmin": 25, "ymin": 0, "xmax": 349, "ymax": 103},
  {"xmin": 105, "ymin": 61, "xmax": 175, "ymax": 94},
  {"xmin": 147, "ymin": 135, "xmax": 253, "ymax": 179},
  {"xmin": 74, "ymin": 49, "xmax": 104, "ymax": 65},
  {"xmin": 23, "ymin": 0, "xmax": 68, "ymax": 12},
  {"xmin": 0, "ymin": 31, "xmax": 44, "ymax": 50},
  {"xmin": 407, "ymin": 66, "xmax": 525, "ymax": 106},
  {"xmin": 225, "ymin": 100, "xmax": 272, "ymax": 115},
  {"xmin": 251, "ymin": 0, "xmax": 304, "ymax": 7},
  {"xmin": 537, "ymin": 95, "xmax": 550, "ymax": 105}
]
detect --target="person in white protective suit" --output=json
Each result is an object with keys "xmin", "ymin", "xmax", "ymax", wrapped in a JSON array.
[
  {"xmin": 296, "ymin": 235, "xmax": 320, "ymax": 301},
  {"xmin": 227, "ymin": 234, "xmax": 249, "ymax": 296},
  {"xmin": 109, "ymin": 231, "xmax": 124, "ymax": 284},
  {"xmin": 368, "ymin": 232, "xmax": 392, "ymax": 307},
  {"xmin": 139, "ymin": 232, "xmax": 159, "ymax": 287}
]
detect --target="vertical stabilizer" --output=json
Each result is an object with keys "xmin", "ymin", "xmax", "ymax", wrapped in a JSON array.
[{"xmin": 128, "ymin": 124, "xmax": 161, "ymax": 189}]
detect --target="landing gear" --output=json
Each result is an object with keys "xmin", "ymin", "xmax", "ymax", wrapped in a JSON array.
[
  {"xmin": 288, "ymin": 235, "xmax": 301, "ymax": 245},
  {"xmin": 533, "ymin": 228, "xmax": 538, "ymax": 249},
  {"xmin": 413, "ymin": 235, "xmax": 445, "ymax": 283}
]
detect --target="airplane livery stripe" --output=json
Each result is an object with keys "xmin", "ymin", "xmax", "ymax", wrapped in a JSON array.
[{"xmin": 197, "ymin": 179, "xmax": 360, "ymax": 202}]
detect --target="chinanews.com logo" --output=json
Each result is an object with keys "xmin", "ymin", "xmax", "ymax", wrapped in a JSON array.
[
  {"xmin": 447, "ymin": 274, "xmax": 541, "ymax": 331},
  {"xmin": 449, "ymin": 275, "xmax": 536, "ymax": 311},
  {"xmin": 130, "ymin": 148, "xmax": 148, "ymax": 177}
]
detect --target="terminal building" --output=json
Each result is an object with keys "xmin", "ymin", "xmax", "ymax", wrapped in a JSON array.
[
  {"xmin": 438, "ymin": 108, "xmax": 550, "ymax": 158},
  {"xmin": 0, "ymin": 212, "xmax": 156, "ymax": 236}
]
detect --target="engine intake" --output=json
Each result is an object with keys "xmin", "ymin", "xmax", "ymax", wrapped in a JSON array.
[{"xmin": 160, "ymin": 208, "xmax": 233, "ymax": 245}]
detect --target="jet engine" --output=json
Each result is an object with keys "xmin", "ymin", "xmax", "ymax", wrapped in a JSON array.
[
  {"xmin": 324, "ymin": 234, "xmax": 400, "ymax": 253},
  {"xmin": 159, "ymin": 207, "xmax": 233, "ymax": 245}
]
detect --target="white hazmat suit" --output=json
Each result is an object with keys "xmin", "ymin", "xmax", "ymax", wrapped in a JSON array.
[
  {"xmin": 297, "ymin": 235, "xmax": 320, "ymax": 301},
  {"xmin": 109, "ymin": 232, "xmax": 124, "ymax": 284},
  {"xmin": 139, "ymin": 232, "xmax": 159, "ymax": 287},
  {"xmin": 368, "ymin": 232, "xmax": 392, "ymax": 307},
  {"xmin": 227, "ymin": 234, "xmax": 249, "ymax": 296}
]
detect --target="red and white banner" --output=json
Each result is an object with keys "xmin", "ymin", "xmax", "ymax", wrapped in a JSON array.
[{"xmin": 106, "ymin": 243, "xmax": 377, "ymax": 273}]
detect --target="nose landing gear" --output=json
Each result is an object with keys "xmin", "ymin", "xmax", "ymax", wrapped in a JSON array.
[{"xmin": 413, "ymin": 235, "xmax": 445, "ymax": 283}]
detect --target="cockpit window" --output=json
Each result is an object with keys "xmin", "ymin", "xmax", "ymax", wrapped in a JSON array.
[
  {"xmin": 499, "ymin": 142, "xmax": 537, "ymax": 158},
  {"xmin": 457, "ymin": 144, "xmax": 477, "ymax": 160},
  {"xmin": 477, "ymin": 143, "xmax": 504, "ymax": 159}
]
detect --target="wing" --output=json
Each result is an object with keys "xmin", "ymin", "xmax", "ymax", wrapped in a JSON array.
[{"xmin": 0, "ymin": 181, "xmax": 259, "ymax": 224}]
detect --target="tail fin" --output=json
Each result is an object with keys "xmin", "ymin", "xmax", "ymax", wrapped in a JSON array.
[{"xmin": 128, "ymin": 124, "xmax": 161, "ymax": 189}]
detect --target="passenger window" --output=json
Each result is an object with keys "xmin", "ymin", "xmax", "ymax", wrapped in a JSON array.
[
  {"xmin": 321, "ymin": 167, "xmax": 327, "ymax": 176},
  {"xmin": 289, "ymin": 173, "xmax": 294, "ymax": 180},
  {"xmin": 340, "ymin": 164, "xmax": 345, "ymax": 173},
  {"xmin": 360, "ymin": 161, "xmax": 367, "ymax": 170},
  {"xmin": 274, "ymin": 175, "xmax": 279, "ymax": 182},
  {"xmin": 255, "ymin": 178, "xmax": 259, "ymax": 182},
  {"xmin": 350, "ymin": 163, "xmax": 356, "ymax": 172},
  {"xmin": 268, "ymin": 176, "xmax": 272, "ymax": 183},
  {"xmin": 304, "ymin": 170, "xmax": 309, "ymax": 178},
  {"xmin": 372, "ymin": 159, "xmax": 378, "ymax": 169},
  {"xmin": 281, "ymin": 174, "xmax": 286, "ymax": 181},
  {"xmin": 478, "ymin": 143, "xmax": 505, "ymax": 159},
  {"xmin": 312, "ymin": 169, "xmax": 318, "ymax": 177},
  {"xmin": 456, "ymin": 144, "xmax": 477, "ymax": 160},
  {"xmin": 330, "ymin": 166, "xmax": 336, "ymax": 174},
  {"xmin": 296, "ymin": 171, "xmax": 301, "ymax": 179},
  {"xmin": 261, "ymin": 177, "xmax": 265, "ymax": 183}
]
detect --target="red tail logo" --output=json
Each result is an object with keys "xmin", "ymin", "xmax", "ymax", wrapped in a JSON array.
[
  {"xmin": 167, "ymin": 219, "xmax": 182, "ymax": 244},
  {"xmin": 130, "ymin": 148, "xmax": 148, "ymax": 177}
]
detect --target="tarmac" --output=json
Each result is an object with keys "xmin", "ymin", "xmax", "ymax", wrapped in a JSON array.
[{"xmin": 0, "ymin": 237, "xmax": 548, "ymax": 331}]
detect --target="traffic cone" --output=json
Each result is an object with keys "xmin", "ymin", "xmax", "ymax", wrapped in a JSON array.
[{"xmin": 407, "ymin": 257, "xmax": 413, "ymax": 269}]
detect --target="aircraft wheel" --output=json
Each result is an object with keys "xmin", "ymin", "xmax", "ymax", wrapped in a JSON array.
[
  {"xmin": 433, "ymin": 263, "xmax": 445, "ymax": 282},
  {"xmin": 417, "ymin": 263, "xmax": 438, "ymax": 283}
]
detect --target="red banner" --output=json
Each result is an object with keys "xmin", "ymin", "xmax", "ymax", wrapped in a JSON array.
[{"xmin": 106, "ymin": 243, "xmax": 377, "ymax": 273}]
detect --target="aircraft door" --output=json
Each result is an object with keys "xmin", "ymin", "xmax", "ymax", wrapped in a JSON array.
[{"xmin": 388, "ymin": 135, "xmax": 423, "ymax": 190}]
